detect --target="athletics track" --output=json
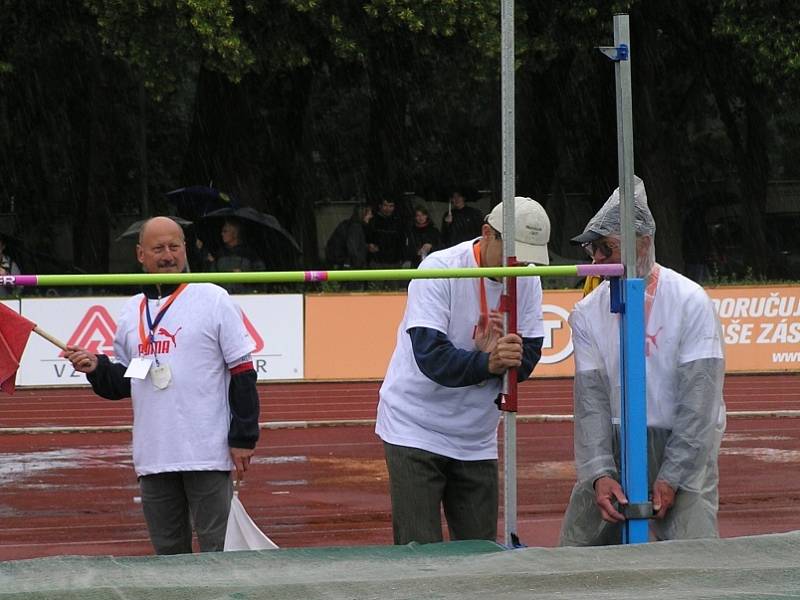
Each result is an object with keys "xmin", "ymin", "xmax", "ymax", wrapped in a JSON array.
[{"xmin": 1, "ymin": 373, "xmax": 799, "ymax": 560}]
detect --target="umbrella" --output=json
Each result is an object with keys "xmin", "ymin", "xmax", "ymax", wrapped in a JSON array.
[
  {"xmin": 115, "ymin": 216, "xmax": 193, "ymax": 242},
  {"xmin": 166, "ymin": 185, "xmax": 238, "ymax": 221},
  {"xmin": 198, "ymin": 206, "xmax": 302, "ymax": 270}
]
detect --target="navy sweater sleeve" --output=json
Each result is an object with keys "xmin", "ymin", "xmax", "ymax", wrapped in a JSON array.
[
  {"xmin": 228, "ymin": 368, "xmax": 260, "ymax": 449},
  {"xmin": 85, "ymin": 354, "xmax": 131, "ymax": 400},
  {"xmin": 519, "ymin": 335, "xmax": 544, "ymax": 381},
  {"xmin": 409, "ymin": 327, "xmax": 544, "ymax": 388}
]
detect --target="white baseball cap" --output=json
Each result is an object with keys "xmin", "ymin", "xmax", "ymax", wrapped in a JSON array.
[{"xmin": 485, "ymin": 197, "xmax": 550, "ymax": 265}]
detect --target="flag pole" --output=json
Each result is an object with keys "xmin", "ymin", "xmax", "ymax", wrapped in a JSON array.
[{"xmin": 33, "ymin": 327, "xmax": 67, "ymax": 351}]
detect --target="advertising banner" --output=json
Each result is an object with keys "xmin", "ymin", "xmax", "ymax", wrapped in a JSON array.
[
  {"xmin": 303, "ymin": 286, "xmax": 800, "ymax": 380},
  {"xmin": 11, "ymin": 285, "xmax": 800, "ymax": 387},
  {"xmin": 539, "ymin": 291, "xmax": 583, "ymax": 377},
  {"xmin": 304, "ymin": 294, "xmax": 408, "ymax": 380},
  {"xmin": 235, "ymin": 295, "xmax": 304, "ymax": 380},
  {"xmin": 539, "ymin": 286, "xmax": 800, "ymax": 376},
  {"xmin": 707, "ymin": 286, "xmax": 800, "ymax": 372},
  {"xmin": 15, "ymin": 294, "xmax": 303, "ymax": 387},
  {"xmin": 304, "ymin": 291, "xmax": 582, "ymax": 380}
]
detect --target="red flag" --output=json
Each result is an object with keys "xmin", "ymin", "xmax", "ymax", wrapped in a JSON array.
[{"xmin": 0, "ymin": 303, "xmax": 36, "ymax": 395}]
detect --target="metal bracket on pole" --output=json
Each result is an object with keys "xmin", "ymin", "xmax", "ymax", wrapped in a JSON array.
[
  {"xmin": 597, "ymin": 44, "xmax": 629, "ymax": 62},
  {"xmin": 610, "ymin": 277, "xmax": 624, "ymax": 314},
  {"xmin": 622, "ymin": 501, "xmax": 654, "ymax": 520}
]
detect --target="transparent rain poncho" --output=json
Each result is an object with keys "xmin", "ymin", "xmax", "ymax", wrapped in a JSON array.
[
  {"xmin": 559, "ymin": 354, "xmax": 725, "ymax": 545},
  {"xmin": 559, "ymin": 268, "xmax": 727, "ymax": 545}
]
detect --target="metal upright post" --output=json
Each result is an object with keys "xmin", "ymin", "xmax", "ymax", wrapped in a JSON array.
[
  {"xmin": 500, "ymin": 0, "xmax": 519, "ymax": 548},
  {"xmin": 601, "ymin": 13, "xmax": 649, "ymax": 544}
]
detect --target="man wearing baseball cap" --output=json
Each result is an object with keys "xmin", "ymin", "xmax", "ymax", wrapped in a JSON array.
[
  {"xmin": 376, "ymin": 197, "xmax": 550, "ymax": 544},
  {"xmin": 571, "ymin": 176, "xmax": 655, "ymax": 296},
  {"xmin": 559, "ymin": 176, "xmax": 726, "ymax": 545}
]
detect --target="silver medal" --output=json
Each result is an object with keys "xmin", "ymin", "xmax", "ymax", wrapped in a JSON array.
[{"xmin": 150, "ymin": 363, "xmax": 172, "ymax": 389}]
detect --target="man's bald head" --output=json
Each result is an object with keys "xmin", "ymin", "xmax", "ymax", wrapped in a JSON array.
[
  {"xmin": 138, "ymin": 217, "xmax": 184, "ymax": 244},
  {"xmin": 136, "ymin": 217, "xmax": 187, "ymax": 274}
]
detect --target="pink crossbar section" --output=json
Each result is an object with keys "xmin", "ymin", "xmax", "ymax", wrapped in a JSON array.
[
  {"xmin": 2, "ymin": 275, "xmax": 37, "ymax": 286},
  {"xmin": 304, "ymin": 271, "xmax": 328, "ymax": 282},
  {"xmin": 576, "ymin": 263, "xmax": 624, "ymax": 278}
]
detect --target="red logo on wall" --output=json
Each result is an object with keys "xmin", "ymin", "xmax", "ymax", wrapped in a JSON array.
[
  {"xmin": 61, "ymin": 306, "xmax": 118, "ymax": 357},
  {"xmin": 242, "ymin": 313, "xmax": 265, "ymax": 354}
]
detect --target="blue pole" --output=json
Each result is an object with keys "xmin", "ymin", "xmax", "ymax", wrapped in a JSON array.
[
  {"xmin": 602, "ymin": 12, "xmax": 649, "ymax": 545},
  {"xmin": 619, "ymin": 277, "xmax": 649, "ymax": 543}
]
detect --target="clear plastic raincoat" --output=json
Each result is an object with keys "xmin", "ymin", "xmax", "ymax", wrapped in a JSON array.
[{"xmin": 559, "ymin": 178, "xmax": 725, "ymax": 545}]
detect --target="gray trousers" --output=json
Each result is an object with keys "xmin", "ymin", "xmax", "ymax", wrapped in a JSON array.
[
  {"xmin": 139, "ymin": 471, "xmax": 233, "ymax": 555},
  {"xmin": 383, "ymin": 442, "xmax": 498, "ymax": 545}
]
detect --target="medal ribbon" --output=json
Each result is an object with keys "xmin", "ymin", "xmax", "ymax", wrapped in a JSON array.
[
  {"xmin": 472, "ymin": 241, "xmax": 492, "ymax": 338},
  {"xmin": 644, "ymin": 264, "xmax": 660, "ymax": 328},
  {"xmin": 138, "ymin": 284, "xmax": 188, "ymax": 360}
]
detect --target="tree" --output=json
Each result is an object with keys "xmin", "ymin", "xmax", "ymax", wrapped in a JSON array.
[
  {"xmin": 87, "ymin": 1, "xmax": 505, "ymax": 265},
  {"xmin": 0, "ymin": 2, "xmax": 142, "ymax": 274},
  {"xmin": 2, "ymin": 0, "xmax": 799, "ymax": 278}
]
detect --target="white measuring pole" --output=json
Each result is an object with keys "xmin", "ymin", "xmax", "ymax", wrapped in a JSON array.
[{"xmin": 500, "ymin": 0, "xmax": 518, "ymax": 548}]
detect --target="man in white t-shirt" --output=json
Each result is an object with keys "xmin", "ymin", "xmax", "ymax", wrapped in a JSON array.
[
  {"xmin": 376, "ymin": 197, "xmax": 550, "ymax": 544},
  {"xmin": 65, "ymin": 217, "xmax": 260, "ymax": 555},
  {"xmin": 558, "ymin": 177, "xmax": 725, "ymax": 545}
]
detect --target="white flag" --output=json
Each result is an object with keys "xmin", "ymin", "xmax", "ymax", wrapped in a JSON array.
[{"xmin": 223, "ymin": 494, "xmax": 279, "ymax": 551}]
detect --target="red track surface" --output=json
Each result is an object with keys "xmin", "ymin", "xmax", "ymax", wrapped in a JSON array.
[{"xmin": 1, "ymin": 374, "xmax": 799, "ymax": 560}]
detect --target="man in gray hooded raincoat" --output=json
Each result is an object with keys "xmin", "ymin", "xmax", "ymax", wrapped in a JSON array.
[{"xmin": 559, "ymin": 176, "xmax": 725, "ymax": 545}]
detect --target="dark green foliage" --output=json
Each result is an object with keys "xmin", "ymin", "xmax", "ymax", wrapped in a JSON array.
[{"xmin": 0, "ymin": 1, "xmax": 798, "ymax": 281}]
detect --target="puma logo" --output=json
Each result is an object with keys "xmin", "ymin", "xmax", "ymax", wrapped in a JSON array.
[
  {"xmin": 645, "ymin": 326, "xmax": 663, "ymax": 357},
  {"xmin": 157, "ymin": 326, "xmax": 182, "ymax": 348}
]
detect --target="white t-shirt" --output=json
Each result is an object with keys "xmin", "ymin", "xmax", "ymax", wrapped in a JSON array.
[
  {"xmin": 114, "ymin": 283, "xmax": 255, "ymax": 476},
  {"xmin": 376, "ymin": 240, "xmax": 545, "ymax": 460},
  {"xmin": 569, "ymin": 266, "xmax": 725, "ymax": 429}
]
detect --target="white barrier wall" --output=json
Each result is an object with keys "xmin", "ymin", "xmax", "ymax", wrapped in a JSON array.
[{"xmin": 16, "ymin": 295, "xmax": 304, "ymax": 387}]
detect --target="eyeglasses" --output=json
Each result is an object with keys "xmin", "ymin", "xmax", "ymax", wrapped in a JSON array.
[{"xmin": 582, "ymin": 240, "xmax": 619, "ymax": 259}]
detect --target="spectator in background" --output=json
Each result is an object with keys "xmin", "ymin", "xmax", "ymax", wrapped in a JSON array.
[
  {"xmin": 205, "ymin": 218, "xmax": 265, "ymax": 294},
  {"xmin": 0, "ymin": 234, "xmax": 21, "ymax": 297},
  {"xmin": 206, "ymin": 219, "xmax": 265, "ymax": 273},
  {"xmin": 367, "ymin": 198, "xmax": 409, "ymax": 270},
  {"xmin": 409, "ymin": 205, "xmax": 440, "ymax": 268},
  {"xmin": 325, "ymin": 204, "xmax": 373, "ymax": 269},
  {"xmin": 441, "ymin": 189, "xmax": 483, "ymax": 248}
]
